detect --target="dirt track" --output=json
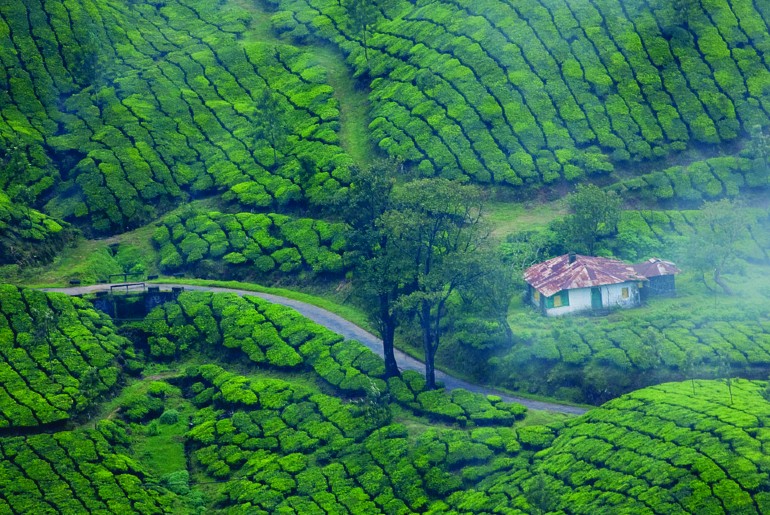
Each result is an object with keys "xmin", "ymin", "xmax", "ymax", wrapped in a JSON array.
[{"xmin": 42, "ymin": 283, "xmax": 589, "ymax": 416}]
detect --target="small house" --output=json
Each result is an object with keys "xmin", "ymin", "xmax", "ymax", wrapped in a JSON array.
[{"xmin": 523, "ymin": 253, "xmax": 679, "ymax": 316}]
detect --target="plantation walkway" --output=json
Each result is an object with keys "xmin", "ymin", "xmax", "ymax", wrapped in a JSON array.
[{"xmin": 42, "ymin": 283, "xmax": 588, "ymax": 415}]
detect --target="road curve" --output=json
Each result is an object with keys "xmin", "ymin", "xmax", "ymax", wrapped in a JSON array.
[{"xmin": 41, "ymin": 283, "xmax": 588, "ymax": 416}]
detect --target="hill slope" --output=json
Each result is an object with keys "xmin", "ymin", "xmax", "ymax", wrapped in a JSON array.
[{"xmin": 2, "ymin": 287, "xmax": 769, "ymax": 513}]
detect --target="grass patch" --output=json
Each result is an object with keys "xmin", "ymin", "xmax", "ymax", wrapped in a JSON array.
[
  {"xmin": 484, "ymin": 198, "xmax": 567, "ymax": 238},
  {"xmin": 133, "ymin": 413, "xmax": 190, "ymax": 477},
  {"xmin": 311, "ymin": 46, "xmax": 376, "ymax": 168}
]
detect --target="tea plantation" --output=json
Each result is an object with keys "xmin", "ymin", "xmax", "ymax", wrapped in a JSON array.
[
  {"xmin": 1, "ymin": 0, "xmax": 350, "ymax": 234},
  {"xmin": 4, "ymin": 0, "xmax": 770, "ymax": 511},
  {"xmin": 1, "ymin": 287, "xmax": 770, "ymax": 512},
  {"xmin": 268, "ymin": 0, "xmax": 770, "ymax": 185},
  {"xmin": 0, "ymin": 285, "xmax": 128, "ymax": 428}
]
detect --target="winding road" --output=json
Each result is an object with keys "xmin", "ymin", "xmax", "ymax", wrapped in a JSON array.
[{"xmin": 42, "ymin": 283, "xmax": 588, "ymax": 415}]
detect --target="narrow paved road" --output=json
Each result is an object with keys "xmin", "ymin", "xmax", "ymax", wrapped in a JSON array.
[{"xmin": 42, "ymin": 283, "xmax": 588, "ymax": 415}]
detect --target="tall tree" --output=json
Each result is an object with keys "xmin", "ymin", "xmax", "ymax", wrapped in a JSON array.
[
  {"xmin": 555, "ymin": 184, "xmax": 621, "ymax": 255},
  {"xmin": 746, "ymin": 125, "xmax": 770, "ymax": 183},
  {"xmin": 382, "ymin": 178, "xmax": 489, "ymax": 389},
  {"xmin": 682, "ymin": 199, "xmax": 749, "ymax": 295},
  {"xmin": 254, "ymin": 85, "xmax": 287, "ymax": 166},
  {"xmin": 345, "ymin": 160, "xmax": 404, "ymax": 377},
  {"xmin": 342, "ymin": 0, "xmax": 381, "ymax": 64}
]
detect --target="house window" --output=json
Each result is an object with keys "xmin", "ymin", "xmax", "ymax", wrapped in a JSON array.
[
  {"xmin": 546, "ymin": 290, "xmax": 569, "ymax": 309},
  {"xmin": 622, "ymin": 287, "xmax": 629, "ymax": 299},
  {"xmin": 534, "ymin": 290, "xmax": 540, "ymax": 303}
]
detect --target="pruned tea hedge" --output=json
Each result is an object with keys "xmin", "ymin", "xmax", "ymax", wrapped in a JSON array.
[{"xmin": 0, "ymin": 285, "xmax": 128, "ymax": 428}]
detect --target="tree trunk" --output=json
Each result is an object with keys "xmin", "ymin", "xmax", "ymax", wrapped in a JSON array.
[
  {"xmin": 421, "ymin": 301, "xmax": 436, "ymax": 389},
  {"xmin": 713, "ymin": 267, "xmax": 732, "ymax": 295},
  {"xmin": 382, "ymin": 320, "xmax": 399, "ymax": 378},
  {"xmin": 379, "ymin": 295, "xmax": 400, "ymax": 378},
  {"xmin": 424, "ymin": 340, "xmax": 436, "ymax": 390}
]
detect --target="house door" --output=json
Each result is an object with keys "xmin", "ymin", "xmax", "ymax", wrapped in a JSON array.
[{"xmin": 591, "ymin": 287, "xmax": 602, "ymax": 309}]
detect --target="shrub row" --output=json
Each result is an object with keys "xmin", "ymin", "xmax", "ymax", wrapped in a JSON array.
[
  {"xmin": 611, "ymin": 208, "xmax": 769, "ymax": 262},
  {"xmin": 0, "ymin": 191, "xmax": 75, "ymax": 266},
  {"xmin": 1, "ymin": 0, "xmax": 349, "ymax": 234},
  {"xmin": 143, "ymin": 292, "xmax": 382, "ymax": 393},
  {"xmin": 0, "ymin": 285, "xmax": 128, "ymax": 427},
  {"xmin": 388, "ymin": 370, "xmax": 526, "ymax": 426},
  {"xmin": 534, "ymin": 379, "xmax": 770, "ymax": 513},
  {"xmin": 181, "ymin": 364, "xmax": 531, "ymax": 513},
  {"xmin": 269, "ymin": 0, "xmax": 770, "ymax": 186},
  {"xmin": 495, "ymin": 294, "xmax": 770, "ymax": 404},
  {"xmin": 610, "ymin": 156, "xmax": 770, "ymax": 204},
  {"xmin": 152, "ymin": 209, "xmax": 346, "ymax": 276},
  {"xmin": 0, "ymin": 420, "xmax": 179, "ymax": 513}
]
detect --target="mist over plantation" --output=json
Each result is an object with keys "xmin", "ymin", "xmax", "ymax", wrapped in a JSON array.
[{"xmin": 1, "ymin": 0, "xmax": 770, "ymax": 512}]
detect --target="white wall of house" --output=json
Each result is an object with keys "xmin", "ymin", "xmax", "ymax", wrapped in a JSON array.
[
  {"xmin": 540, "ymin": 282, "xmax": 640, "ymax": 316},
  {"xmin": 603, "ymin": 281, "xmax": 640, "ymax": 310},
  {"xmin": 543, "ymin": 287, "xmax": 591, "ymax": 316}
]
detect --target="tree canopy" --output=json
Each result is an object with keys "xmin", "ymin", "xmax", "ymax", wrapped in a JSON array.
[
  {"xmin": 555, "ymin": 184, "xmax": 622, "ymax": 255},
  {"xmin": 681, "ymin": 198, "xmax": 750, "ymax": 295}
]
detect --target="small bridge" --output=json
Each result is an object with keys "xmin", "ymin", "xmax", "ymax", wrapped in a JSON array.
[{"xmin": 90, "ymin": 283, "xmax": 184, "ymax": 320}]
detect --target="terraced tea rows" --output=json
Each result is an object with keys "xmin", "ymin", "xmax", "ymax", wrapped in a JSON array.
[
  {"xmin": 0, "ymin": 285, "xmax": 128, "ymax": 428},
  {"xmin": 144, "ymin": 291, "xmax": 382, "ymax": 391},
  {"xmin": 152, "ymin": 209, "xmax": 346, "ymax": 275},
  {"xmin": 1, "ymin": 0, "xmax": 349, "ymax": 234},
  {"xmin": 269, "ymin": 0, "xmax": 770, "ymax": 185},
  {"xmin": 4, "ymin": 285, "xmax": 770, "ymax": 512},
  {"xmin": 612, "ymin": 207, "xmax": 770, "ymax": 262},
  {"xmin": 534, "ymin": 380, "xmax": 770, "ymax": 513},
  {"xmin": 182, "ymin": 364, "xmax": 536, "ymax": 513},
  {"xmin": 143, "ymin": 291, "xmax": 526, "ymax": 425},
  {"xmin": 0, "ymin": 191, "xmax": 74, "ymax": 266},
  {"xmin": 0, "ymin": 421, "xmax": 178, "ymax": 514},
  {"xmin": 497, "ymin": 297, "xmax": 770, "ymax": 403},
  {"xmin": 611, "ymin": 155, "xmax": 770, "ymax": 204}
]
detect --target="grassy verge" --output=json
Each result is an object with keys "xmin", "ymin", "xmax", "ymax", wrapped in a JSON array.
[{"xmin": 152, "ymin": 277, "xmax": 376, "ymax": 334}]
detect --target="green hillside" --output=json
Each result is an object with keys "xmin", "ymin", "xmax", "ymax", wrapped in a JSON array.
[
  {"xmin": 0, "ymin": 285, "xmax": 129, "ymax": 427},
  {"xmin": 4, "ymin": 0, "xmax": 770, "ymax": 511},
  {"xmin": 1, "ymin": 0, "xmax": 350, "ymax": 234},
  {"xmin": 2, "ymin": 288, "xmax": 770, "ymax": 513},
  {"xmin": 269, "ymin": 0, "xmax": 770, "ymax": 186}
]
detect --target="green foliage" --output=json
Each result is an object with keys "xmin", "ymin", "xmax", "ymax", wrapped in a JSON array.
[
  {"xmin": 144, "ymin": 292, "xmax": 381, "ymax": 393},
  {"xmin": 0, "ymin": 191, "xmax": 76, "ymax": 266},
  {"xmin": 1, "ymin": 0, "xmax": 349, "ymax": 235},
  {"xmin": 533, "ymin": 380, "xmax": 770, "ymax": 513},
  {"xmin": 153, "ymin": 209, "xmax": 346, "ymax": 277},
  {"xmin": 611, "ymin": 155, "xmax": 765, "ymax": 203},
  {"xmin": 0, "ymin": 285, "xmax": 128, "ymax": 428},
  {"xmin": 679, "ymin": 199, "xmax": 752, "ymax": 294},
  {"xmin": 270, "ymin": 0, "xmax": 770, "ymax": 188},
  {"xmin": 159, "ymin": 409, "xmax": 180, "ymax": 425},
  {"xmin": 0, "ymin": 421, "xmax": 179, "ymax": 513},
  {"xmin": 183, "ymin": 362, "xmax": 530, "ymax": 513},
  {"xmin": 119, "ymin": 382, "xmax": 180, "ymax": 423},
  {"xmin": 496, "ymin": 289, "xmax": 770, "ymax": 403},
  {"xmin": 552, "ymin": 184, "xmax": 621, "ymax": 255}
]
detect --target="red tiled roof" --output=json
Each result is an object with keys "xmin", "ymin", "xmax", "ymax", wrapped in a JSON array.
[
  {"xmin": 524, "ymin": 254, "xmax": 645, "ymax": 297},
  {"xmin": 632, "ymin": 258, "xmax": 681, "ymax": 278}
]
